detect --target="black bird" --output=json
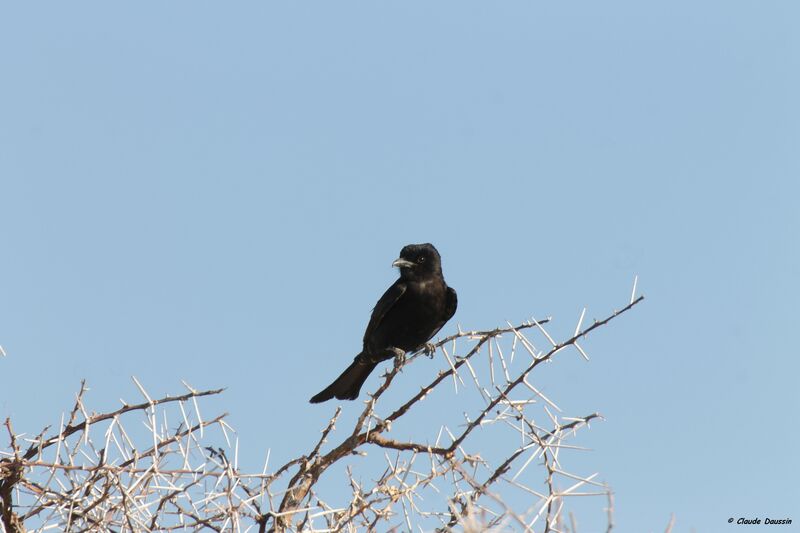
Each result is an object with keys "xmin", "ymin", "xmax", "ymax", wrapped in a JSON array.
[{"xmin": 310, "ymin": 243, "xmax": 457, "ymax": 403}]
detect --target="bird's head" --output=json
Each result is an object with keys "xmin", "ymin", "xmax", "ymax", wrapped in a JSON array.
[{"xmin": 392, "ymin": 243, "xmax": 443, "ymax": 279}]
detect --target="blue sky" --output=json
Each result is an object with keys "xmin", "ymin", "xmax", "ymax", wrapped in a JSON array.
[{"xmin": 1, "ymin": 1, "xmax": 798, "ymax": 530}]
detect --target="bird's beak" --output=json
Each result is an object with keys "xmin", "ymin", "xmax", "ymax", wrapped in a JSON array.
[{"xmin": 392, "ymin": 258, "xmax": 415, "ymax": 269}]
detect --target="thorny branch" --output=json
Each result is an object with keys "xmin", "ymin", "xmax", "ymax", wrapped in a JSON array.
[
  {"xmin": 1, "ymin": 290, "xmax": 643, "ymax": 532},
  {"xmin": 269, "ymin": 293, "xmax": 642, "ymax": 532}
]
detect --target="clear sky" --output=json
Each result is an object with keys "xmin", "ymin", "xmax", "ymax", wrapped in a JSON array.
[{"xmin": 1, "ymin": 2, "xmax": 798, "ymax": 531}]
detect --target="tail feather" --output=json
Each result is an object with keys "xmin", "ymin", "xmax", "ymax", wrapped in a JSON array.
[{"xmin": 309, "ymin": 354, "xmax": 378, "ymax": 403}]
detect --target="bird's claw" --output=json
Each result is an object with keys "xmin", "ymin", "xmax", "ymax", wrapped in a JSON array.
[
  {"xmin": 388, "ymin": 347, "xmax": 406, "ymax": 368},
  {"xmin": 423, "ymin": 342, "xmax": 437, "ymax": 358}
]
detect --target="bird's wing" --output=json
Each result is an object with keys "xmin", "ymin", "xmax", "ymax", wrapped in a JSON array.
[
  {"xmin": 363, "ymin": 280, "xmax": 407, "ymax": 345},
  {"xmin": 424, "ymin": 286, "xmax": 459, "ymax": 343},
  {"xmin": 444, "ymin": 287, "xmax": 458, "ymax": 322}
]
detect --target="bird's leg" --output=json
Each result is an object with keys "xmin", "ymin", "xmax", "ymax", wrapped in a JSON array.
[
  {"xmin": 384, "ymin": 346, "xmax": 406, "ymax": 369},
  {"xmin": 423, "ymin": 342, "xmax": 437, "ymax": 358},
  {"xmin": 358, "ymin": 347, "xmax": 406, "ymax": 365}
]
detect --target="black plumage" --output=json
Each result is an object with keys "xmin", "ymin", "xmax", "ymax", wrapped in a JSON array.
[{"xmin": 310, "ymin": 243, "xmax": 457, "ymax": 403}]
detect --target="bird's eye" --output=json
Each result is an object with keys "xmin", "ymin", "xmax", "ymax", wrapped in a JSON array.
[{"xmin": 417, "ymin": 256, "xmax": 425, "ymax": 263}]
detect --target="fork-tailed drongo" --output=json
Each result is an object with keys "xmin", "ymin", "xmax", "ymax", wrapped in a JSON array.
[{"xmin": 309, "ymin": 243, "xmax": 457, "ymax": 403}]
